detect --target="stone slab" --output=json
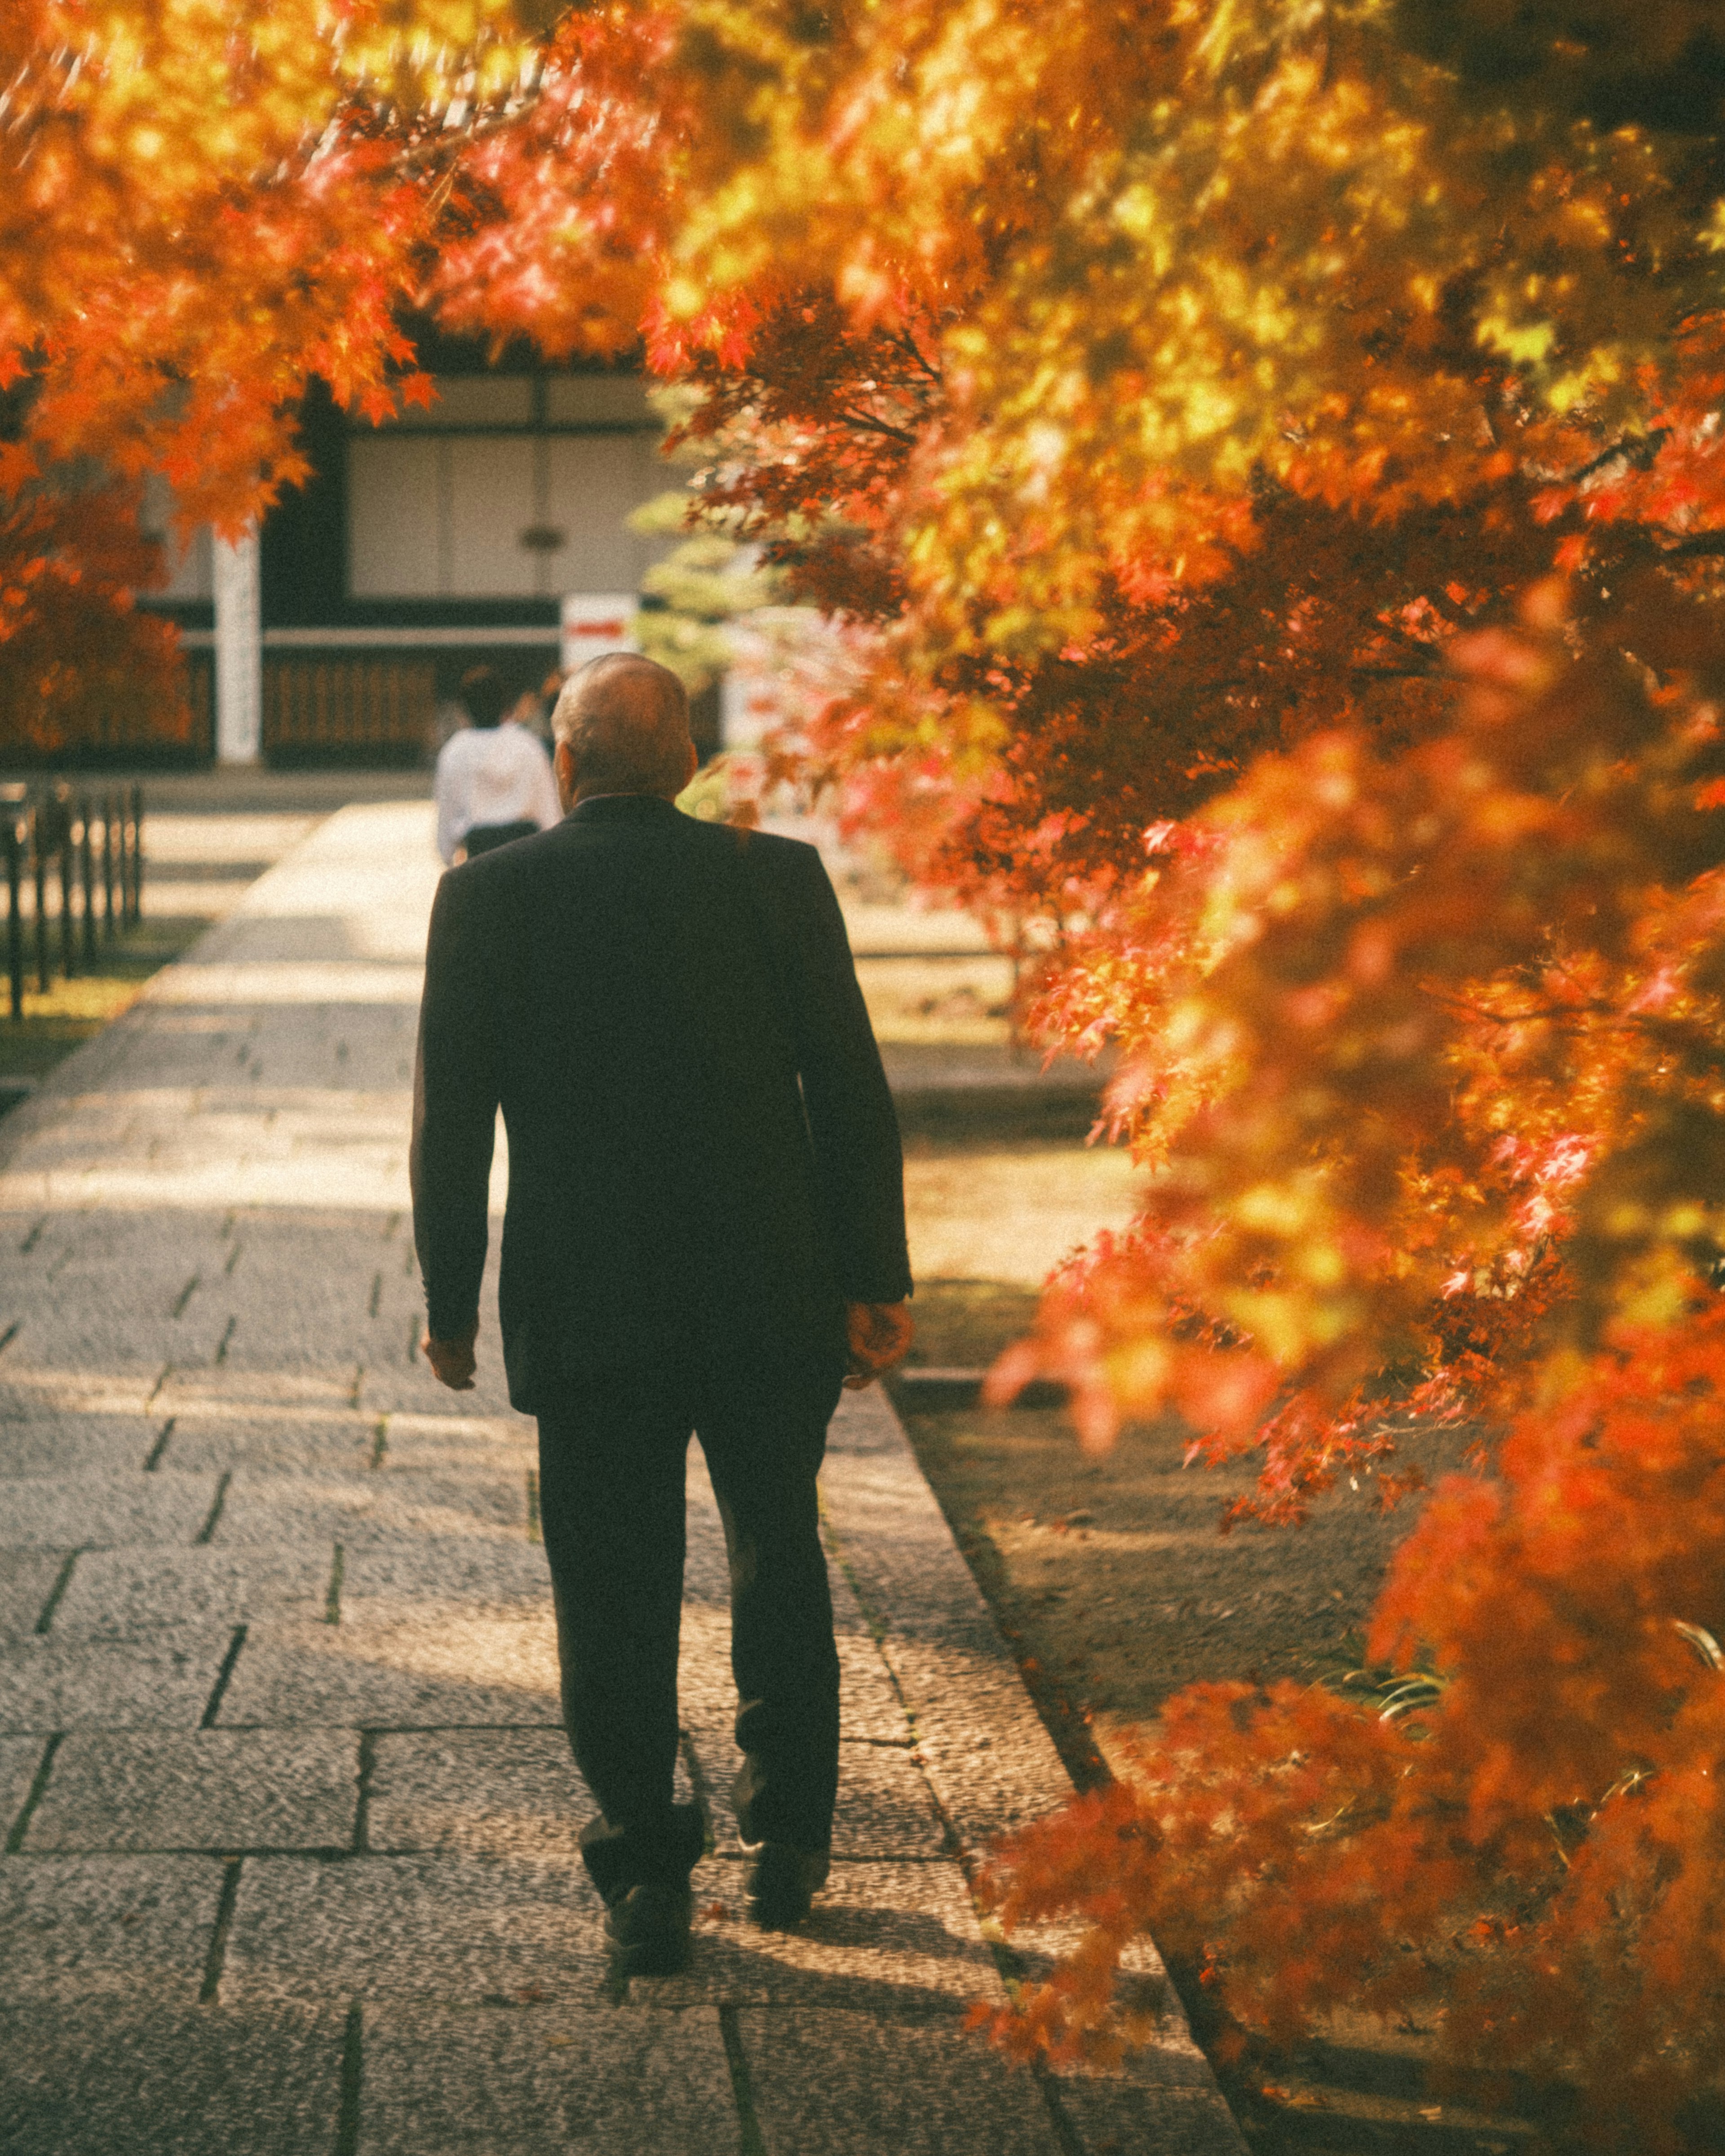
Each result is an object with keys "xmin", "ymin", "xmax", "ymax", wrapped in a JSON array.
[
  {"xmin": 677, "ymin": 1609, "xmax": 911, "ymax": 1747},
  {"xmin": 0, "ymin": 1853, "xmax": 227, "ymax": 2000},
  {"xmin": 223, "ymin": 1851, "xmax": 609, "ymax": 2004},
  {"xmin": 337, "ymin": 1535, "xmax": 553, "ymax": 1622},
  {"xmin": 888, "ymin": 1640, "xmax": 1070, "ymax": 1852},
  {"xmin": 0, "ymin": 1630, "xmax": 233, "ymax": 1733},
  {"xmin": 0, "ymin": 1207, "xmax": 228, "ymax": 1283},
  {"xmin": 212, "ymin": 1467, "xmax": 527, "ymax": 1546},
  {"xmin": 817, "ymin": 1438, "xmax": 1073, "ymax": 1848},
  {"xmin": 156, "ymin": 1413, "xmax": 380, "ymax": 1475},
  {"xmin": 0, "ymin": 1365, "xmax": 167, "ymax": 1422},
  {"xmin": 193, "ymin": 1323, "xmax": 412, "ymax": 1378},
  {"xmin": 2, "ymin": 1308, "xmax": 236, "ymax": 1374},
  {"xmin": 827, "ymin": 1568, "xmax": 882, "ymax": 1638},
  {"xmin": 367, "ymin": 1409, "xmax": 535, "ymax": 1477},
  {"xmin": 0, "ymin": 1471, "xmax": 218, "ymax": 1550},
  {"xmin": 0, "ymin": 1418, "xmax": 159, "ymax": 1478},
  {"xmin": 359, "ymin": 2003, "xmax": 739, "ymax": 2155},
  {"xmin": 367, "ymin": 1728, "xmax": 588, "ymax": 1856},
  {"xmin": 1053, "ymin": 2071, "xmax": 1250, "ymax": 2154},
  {"xmin": 740, "ymin": 2007, "xmax": 1061, "ymax": 2156},
  {"xmin": 820, "ymin": 1449, "xmax": 1010, "ymax": 1650},
  {"xmin": 23, "ymin": 1729, "xmax": 359, "ymax": 1852},
  {"xmin": 687, "ymin": 1731, "xmax": 946, "ymax": 1862},
  {"xmin": 365, "ymin": 1727, "xmax": 694, "ymax": 1858},
  {"xmin": 824, "ymin": 1386, "xmax": 908, "ymax": 1459},
  {"xmin": 639, "ymin": 1859, "xmax": 1005, "ymax": 2017},
  {"xmin": 153, "ymin": 1366, "xmax": 377, "ymax": 1419},
  {"xmin": 673, "ymin": 1603, "xmax": 731, "ymax": 1721},
  {"xmin": 1, "ymin": 1732, "xmax": 46, "ymax": 1835},
  {"xmin": 0, "ymin": 1551, "xmax": 63, "ymax": 1639},
  {"xmin": 682, "ymin": 1524, "xmax": 734, "ymax": 1609},
  {"xmin": 0, "ymin": 2002, "xmax": 345, "ymax": 2156},
  {"xmin": 51, "ymin": 1544, "xmax": 329, "ymax": 1637},
  {"xmin": 190, "ymin": 1248, "xmax": 400, "ymax": 1349},
  {"xmin": 3, "ymin": 1257, "xmax": 219, "ymax": 1321},
  {"xmin": 215, "ymin": 1617, "xmax": 561, "ymax": 1729},
  {"xmin": 834, "ymin": 1635, "xmax": 914, "ymax": 1744}
]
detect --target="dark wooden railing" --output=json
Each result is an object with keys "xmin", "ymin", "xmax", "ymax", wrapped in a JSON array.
[
  {"xmin": 263, "ymin": 658, "xmax": 437, "ymax": 760},
  {"xmin": 1, "ymin": 784, "xmax": 144, "ymax": 1020}
]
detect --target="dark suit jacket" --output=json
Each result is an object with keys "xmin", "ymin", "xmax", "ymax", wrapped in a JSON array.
[{"xmin": 410, "ymin": 794, "xmax": 912, "ymax": 1415}]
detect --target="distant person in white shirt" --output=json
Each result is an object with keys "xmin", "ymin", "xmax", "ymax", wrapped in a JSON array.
[
  {"xmin": 434, "ymin": 666, "xmax": 563, "ymax": 865},
  {"xmin": 507, "ymin": 679, "xmax": 558, "ymax": 751}
]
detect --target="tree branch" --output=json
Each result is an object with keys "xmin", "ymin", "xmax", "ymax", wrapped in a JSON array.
[
  {"xmin": 1565, "ymin": 428, "xmax": 1670, "ymax": 487},
  {"xmin": 830, "ymin": 403, "xmax": 920, "ymax": 446}
]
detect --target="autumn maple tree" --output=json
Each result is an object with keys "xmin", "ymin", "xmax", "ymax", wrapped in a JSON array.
[
  {"xmin": 0, "ymin": 480, "xmax": 189, "ymax": 756},
  {"xmin": 0, "ymin": 0, "xmax": 539, "ymax": 748}
]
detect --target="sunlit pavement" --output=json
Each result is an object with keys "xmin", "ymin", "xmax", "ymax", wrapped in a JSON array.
[{"xmin": 0, "ymin": 802, "xmax": 1240, "ymax": 2155}]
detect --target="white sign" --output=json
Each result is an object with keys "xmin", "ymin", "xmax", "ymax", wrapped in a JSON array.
[{"xmin": 560, "ymin": 592, "xmax": 638, "ymax": 676}]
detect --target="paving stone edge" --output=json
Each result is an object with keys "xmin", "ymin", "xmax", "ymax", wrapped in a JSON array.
[{"xmin": 821, "ymin": 1385, "xmax": 1249, "ymax": 2151}]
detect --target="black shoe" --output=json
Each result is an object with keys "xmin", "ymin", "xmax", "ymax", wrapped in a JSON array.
[
  {"xmin": 604, "ymin": 1882, "xmax": 693, "ymax": 1976},
  {"xmin": 746, "ymin": 1843, "xmax": 831, "ymax": 1929}
]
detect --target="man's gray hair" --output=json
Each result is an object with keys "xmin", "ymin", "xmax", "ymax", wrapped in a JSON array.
[{"xmin": 551, "ymin": 654, "xmax": 693, "ymax": 797}]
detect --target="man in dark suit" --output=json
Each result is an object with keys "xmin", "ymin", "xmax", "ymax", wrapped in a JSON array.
[{"xmin": 411, "ymin": 654, "xmax": 913, "ymax": 1975}]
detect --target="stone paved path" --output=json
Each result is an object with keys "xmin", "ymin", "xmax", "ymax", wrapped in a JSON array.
[{"xmin": 0, "ymin": 803, "xmax": 1244, "ymax": 2155}]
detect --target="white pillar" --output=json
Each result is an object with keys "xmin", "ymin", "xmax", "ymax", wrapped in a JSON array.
[{"xmin": 213, "ymin": 526, "xmax": 262, "ymax": 764}]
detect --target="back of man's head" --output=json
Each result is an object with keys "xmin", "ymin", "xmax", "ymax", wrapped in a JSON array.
[
  {"xmin": 552, "ymin": 654, "xmax": 694, "ymax": 798},
  {"xmin": 460, "ymin": 666, "xmax": 510, "ymax": 730}
]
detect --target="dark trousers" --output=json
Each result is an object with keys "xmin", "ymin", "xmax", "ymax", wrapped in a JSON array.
[{"xmin": 536, "ymin": 1359, "xmax": 844, "ymax": 1903}]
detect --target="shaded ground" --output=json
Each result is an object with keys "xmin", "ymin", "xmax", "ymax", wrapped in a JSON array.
[
  {"xmin": 896, "ymin": 1276, "xmax": 1469, "ymax": 1759},
  {"xmin": 0, "ymin": 803, "xmax": 321, "ymax": 1087},
  {"xmin": 900, "ymin": 1140, "xmax": 1139, "ymax": 1286},
  {"xmin": 893, "ymin": 1267, "xmax": 1517, "ymax": 2156}
]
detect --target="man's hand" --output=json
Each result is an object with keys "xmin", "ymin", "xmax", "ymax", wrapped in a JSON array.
[
  {"xmin": 843, "ymin": 1300, "xmax": 914, "ymax": 1391},
  {"xmin": 422, "ymin": 1319, "xmax": 478, "ymax": 1391}
]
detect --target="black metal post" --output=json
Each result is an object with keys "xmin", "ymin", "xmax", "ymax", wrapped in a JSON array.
[
  {"xmin": 79, "ymin": 797, "xmax": 97, "ymax": 968},
  {"xmin": 118, "ymin": 793, "xmax": 133, "ymax": 928},
  {"xmin": 112, "ymin": 796, "xmax": 128, "ymax": 931},
  {"xmin": 58, "ymin": 792, "xmax": 74, "ymax": 980},
  {"xmin": 31, "ymin": 805, "xmax": 48, "ymax": 993},
  {"xmin": 130, "ymin": 783, "xmax": 144, "ymax": 922},
  {"xmin": 6, "ymin": 821, "xmax": 22, "ymax": 1021},
  {"xmin": 101, "ymin": 795, "xmax": 115, "ymax": 941}
]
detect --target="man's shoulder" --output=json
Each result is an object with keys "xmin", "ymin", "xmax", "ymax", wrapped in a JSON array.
[
  {"xmin": 685, "ymin": 817, "xmax": 825, "ymax": 883},
  {"xmin": 686, "ymin": 822, "xmax": 847, "ymax": 952},
  {"xmin": 443, "ymin": 808, "xmax": 823, "ymax": 891},
  {"xmin": 438, "ymin": 817, "xmax": 566, "ymax": 902}
]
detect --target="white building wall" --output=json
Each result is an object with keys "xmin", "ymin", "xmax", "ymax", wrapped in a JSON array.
[{"xmin": 346, "ymin": 374, "xmax": 670, "ymax": 602}]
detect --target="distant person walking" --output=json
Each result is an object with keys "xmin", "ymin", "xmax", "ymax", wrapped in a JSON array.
[
  {"xmin": 433, "ymin": 664, "xmax": 561, "ymax": 864},
  {"xmin": 411, "ymin": 653, "xmax": 913, "ymax": 1977}
]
